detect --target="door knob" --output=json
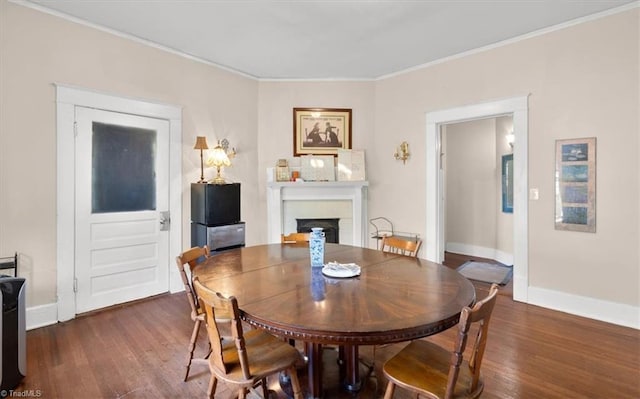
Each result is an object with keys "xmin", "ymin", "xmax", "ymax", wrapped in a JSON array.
[{"xmin": 159, "ymin": 211, "xmax": 170, "ymax": 231}]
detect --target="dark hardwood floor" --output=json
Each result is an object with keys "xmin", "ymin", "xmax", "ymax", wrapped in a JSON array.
[{"xmin": 20, "ymin": 254, "xmax": 639, "ymax": 398}]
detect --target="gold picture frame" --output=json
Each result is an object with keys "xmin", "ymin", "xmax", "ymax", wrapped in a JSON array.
[
  {"xmin": 293, "ymin": 108, "xmax": 352, "ymax": 156},
  {"xmin": 555, "ymin": 137, "xmax": 596, "ymax": 232}
]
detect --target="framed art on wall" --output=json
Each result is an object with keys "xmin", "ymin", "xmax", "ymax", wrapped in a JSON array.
[
  {"xmin": 293, "ymin": 108, "xmax": 352, "ymax": 156},
  {"xmin": 555, "ymin": 137, "xmax": 596, "ymax": 232},
  {"xmin": 501, "ymin": 154, "xmax": 513, "ymax": 213}
]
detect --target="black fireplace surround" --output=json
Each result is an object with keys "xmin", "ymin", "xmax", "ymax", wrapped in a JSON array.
[{"xmin": 296, "ymin": 218, "xmax": 339, "ymax": 243}]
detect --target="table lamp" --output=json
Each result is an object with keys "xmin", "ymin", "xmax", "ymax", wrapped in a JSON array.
[
  {"xmin": 193, "ymin": 136, "xmax": 209, "ymax": 183},
  {"xmin": 208, "ymin": 141, "xmax": 232, "ymax": 184}
]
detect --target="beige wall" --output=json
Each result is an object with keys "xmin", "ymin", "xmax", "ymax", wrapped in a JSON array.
[
  {"xmin": 0, "ymin": 1, "xmax": 259, "ymax": 307},
  {"xmin": 373, "ymin": 9, "xmax": 639, "ymax": 306},
  {"xmin": 1, "ymin": 1, "xmax": 638, "ymax": 319},
  {"xmin": 444, "ymin": 118, "xmax": 498, "ymax": 251}
]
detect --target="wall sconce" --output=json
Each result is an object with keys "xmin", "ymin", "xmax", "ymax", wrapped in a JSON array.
[
  {"xmin": 394, "ymin": 141, "xmax": 410, "ymax": 164},
  {"xmin": 206, "ymin": 139, "xmax": 236, "ymax": 184},
  {"xmin": 193, "ymin": 136, "xmax": 209, "ymax": 183},
  {"xmin": 506, "ymin": 132, "xmax": 515, "ymax": 149}
]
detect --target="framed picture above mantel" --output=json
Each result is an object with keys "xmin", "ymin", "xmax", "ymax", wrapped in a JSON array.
[{"xmin": 293, "ymin": 107, "xmax": 352, "ymax": 156}]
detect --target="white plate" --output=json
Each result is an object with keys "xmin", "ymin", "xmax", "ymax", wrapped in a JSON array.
[{"xmin": 322, "ymin": 262, "xmax": 361, "ymax": 278}]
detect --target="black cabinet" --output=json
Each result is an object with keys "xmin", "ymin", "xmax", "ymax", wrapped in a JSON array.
[
  {"xmin": 191, "ymin": 222, "xmax": 246, "ymax": 252},
  {"xmin": 191, "ymin": 183, "xmax": 240, "ymax": 226},
  {"xmin": 190, "ymin": 183, "xmax": 245, "ymax": 252}
]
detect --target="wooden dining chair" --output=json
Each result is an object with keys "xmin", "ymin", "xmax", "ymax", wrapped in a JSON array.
[
  {"xmin": 382, "ymin": 284, "xmax": 499, "ymax": 399},
  {"xmin": 175, "ymin": 246, "xmax": 211, "ymax": 381},
  {"xmin": 281, "ymin": 232, "xmax": 310, "ymax": 243},
  {"xmin": 176, "ymin": 245, "xmax": 233, "ymax": 382},
  {"xmin": 380, "ymin": 236, "xmax": 422, "ymax": 257},
  {"xmin": 193, "ymin": 277, "xmax": 304, "ymax": 399}
]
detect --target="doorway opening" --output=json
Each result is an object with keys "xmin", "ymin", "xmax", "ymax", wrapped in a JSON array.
[
  {"xmin": 442, "ymin": 116, "xmax": 514, "ymax": 266},
  {"xmin": 425, "ymin": 96, "xmax": 529, "ymax": 302}
]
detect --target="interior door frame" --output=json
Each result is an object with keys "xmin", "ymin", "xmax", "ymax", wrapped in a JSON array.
[
  {"xmin": 55, "ymin": 84, "xmax": 182, "ymax": 322},
  {"xmin": 425, "ymin": 96, "xmax": 529, "ymax": 302}
]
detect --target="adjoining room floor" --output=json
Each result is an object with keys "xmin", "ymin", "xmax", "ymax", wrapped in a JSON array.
[{"xmin": 443, "ymin": 251, "xmax": 514, "ymax": 297}]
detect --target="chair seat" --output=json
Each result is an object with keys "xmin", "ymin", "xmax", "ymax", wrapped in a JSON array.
[
  {"xmin": 380, "ymin": 235, "xmax": 422, "ymax": 257},
  {"xmin": 212, "ymin": 329, "xmax": 303, "ymax": 386},
  {"xmin": 383, "ymin": 339, "xmax": 483, "ymax": 399}
]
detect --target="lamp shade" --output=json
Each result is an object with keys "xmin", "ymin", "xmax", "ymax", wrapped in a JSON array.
[
  {"xmin": 209, "ymin": 144, "xmax": 231, "ymax": 167},
  {"xmin": 193, "ymin": 136, "xmax": 209, "ymax": 150}
]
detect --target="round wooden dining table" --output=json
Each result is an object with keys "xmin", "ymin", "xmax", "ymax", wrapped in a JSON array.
[{"xmin": 192, "ymin": 243, "xmax": 476, "ymax": 399}]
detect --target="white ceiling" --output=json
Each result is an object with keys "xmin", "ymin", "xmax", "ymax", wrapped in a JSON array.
[{"xmin": 24, "ymin": 0, "xmax": 636, "ymax": 80}]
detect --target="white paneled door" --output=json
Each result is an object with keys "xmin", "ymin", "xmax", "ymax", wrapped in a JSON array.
[{"xmin": 74, "ymin": 107, "xmax": 170, "ymax": 314}]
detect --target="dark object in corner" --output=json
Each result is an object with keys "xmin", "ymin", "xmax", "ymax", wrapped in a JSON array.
[{"xmin": 0, "ymin": 276, "xmax": 26, "ymax": 390}]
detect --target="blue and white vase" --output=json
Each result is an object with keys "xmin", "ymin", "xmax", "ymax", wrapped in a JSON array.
[{"xmin": 309, "ymin": 227, "xmax": 325, "ymax": 268}]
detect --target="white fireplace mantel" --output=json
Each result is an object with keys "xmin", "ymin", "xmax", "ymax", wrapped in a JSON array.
[{"xmin": 267, "ymin": 179, "xmax": 369, "ymax": 247}]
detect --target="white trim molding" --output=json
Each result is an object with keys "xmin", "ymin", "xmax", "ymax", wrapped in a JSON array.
[
  {"xmin": 425, "ymin": 95, "xmax": 529, "ymax": 302},
  {"xmin": 55, "ymin": 84, "xmax": 182, "ymax": 322},
  {"xmin": 528, "ymin": 286, "xmax": 640, "ymax": 329},
  {"xmin": 26, "ymin": 303, "xmax": 58, "ymax": 331}
]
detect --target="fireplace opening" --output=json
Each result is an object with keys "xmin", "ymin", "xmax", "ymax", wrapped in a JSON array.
[{"xmin": 297, "ymin": 218, "xmax": 339, "ymax": 244}]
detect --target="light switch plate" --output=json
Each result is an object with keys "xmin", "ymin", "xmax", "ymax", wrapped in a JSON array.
[{"xmin": 529, "ymin": 188, "xmax": 539, "ymax": 200}]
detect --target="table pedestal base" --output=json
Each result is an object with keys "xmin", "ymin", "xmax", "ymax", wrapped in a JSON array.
[
  {"xmin": 303, "ymin": 343, "xmax": 362, "ymax": 398},
  {"xmin": 341, "ymin": 345, "xmax": 362, "ymax": 392},
  {"xmin": 305, "ymin": 342, "xmax": 323, "ymax": 399}
]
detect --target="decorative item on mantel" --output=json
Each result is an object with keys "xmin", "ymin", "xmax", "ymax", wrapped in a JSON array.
[
  {"xmin": 337, "ymin": 149, "xmax": 366, "ymax": 181},
  {"xmin": 394, "ymin": 141, "xmax": 410, "ymax": 164},
  {"xmin": 206, "ymin": 139, "xmax": 236, "ymax": 184},
  {"xmin": 275, "ymin": 159, "xmax": 290, "ymax": 182},
  {"xmin": 193, "ymin": 136, "xmax": 209, "ymax": 183},
  {"xmin": 309, "ymin": 227, "xmax": 325, "ymax": 267},
  {"xmin": 300, "ymin": 155, "xmax": 335, "ymax": 181}
]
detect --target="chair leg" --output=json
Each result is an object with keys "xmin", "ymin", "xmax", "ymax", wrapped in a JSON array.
[
  {"xmin": 184, "ymin": 318, "xmax": 202, "ymax": 381},
  {"xmin": 238, "ymin": 387, "xmax": 247, "ymax": 399},
  {"xmin": 261, "ymin": 378, "xmax": 269, "ymax": 397},
  {"xmin": 207, "ymin": 374, "xmax": 217, "ymax": 399},
  {"xmin": 287, "ymin": 366, "xmax": 304, "ymax": 399},
  {"xmin": 384, "ymin": 381, "xmax": 396, "ymax": 399}
]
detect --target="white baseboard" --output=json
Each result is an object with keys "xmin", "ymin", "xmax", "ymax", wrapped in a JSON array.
[
  {"xmin": 446, "ymin": 242, "xmax": 637, "ymax": 329},
  {"xmin": 445, "ymin": 242, "xmax": 514, "ymax": 266},
  {"xmin": 26, "ymin": 302, "xmax": 58, "ymax": 331},
  {"xmin": 528, "ymin": 286, "xmax": 639, "ymax": 329},
  {"xmin": 26, "ymin": 286, "xmax": 186, "ymax": 331}
]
